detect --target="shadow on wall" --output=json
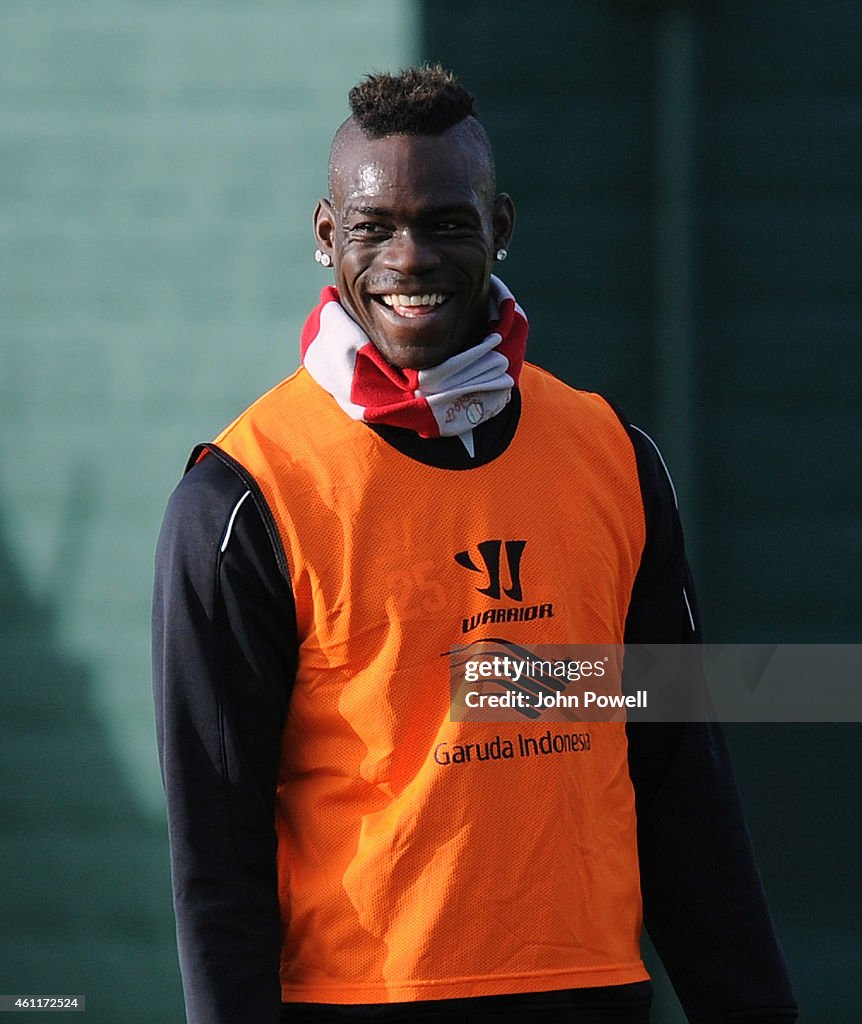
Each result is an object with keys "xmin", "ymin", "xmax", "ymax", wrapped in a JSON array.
[
  {"xmin": 419, "ymin": 1, "xmax": 658, "ymax": 425},
  {"xmin": 420, "ymin": 4, "xmax": 862, "ymax": 1022},
  {"xmin": 0, "ymin": 497, "xmax": 182, "ymax": 1023}
]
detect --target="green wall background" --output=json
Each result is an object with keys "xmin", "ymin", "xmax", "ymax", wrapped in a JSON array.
[
  {"xmin": 1, "ymin": 2, "xmax": 859, "ymax": 1021},
  {"xmin": 1, "ymin": 3, "xmax": 417, "ymax": 1020}
]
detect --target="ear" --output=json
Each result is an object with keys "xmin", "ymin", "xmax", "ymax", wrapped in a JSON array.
[
  {"xmin": 491, "ymin": 192, "xmax": 516, "ymax": 252},
  {"xmin": 313, "ymin": 198, "xmax": 336, "ymax": 255}
]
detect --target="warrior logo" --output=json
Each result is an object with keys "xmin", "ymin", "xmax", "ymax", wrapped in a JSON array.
[{"xmin": 454, "ymin": 540, "xmax": 526, "ymax": 602}]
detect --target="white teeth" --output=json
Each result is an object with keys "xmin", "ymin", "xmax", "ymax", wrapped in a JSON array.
[{"xmin": 380, "ymin": 293, "xmax": 446, "ymax": 309}]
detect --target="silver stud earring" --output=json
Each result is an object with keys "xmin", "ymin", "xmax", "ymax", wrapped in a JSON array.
[
  {"xmin": 495, "ymin": 248, "xmax": 508, "ymax": 262},
  {"xmin": 314, "ymin": 248, "xmax": 332, "ymax": 268}
]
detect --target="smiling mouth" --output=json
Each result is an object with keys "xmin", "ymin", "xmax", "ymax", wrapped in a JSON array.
[{"xmin": 375, "ymin": 293, "xmax": 449, "ymax": 318}]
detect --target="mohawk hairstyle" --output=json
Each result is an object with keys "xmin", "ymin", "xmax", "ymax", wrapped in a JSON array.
[
  {"xmin": 328, "ymin": 64, "xmax": 497, "ymax": 202},
  {"xmin": 348, "ymin": 64, "xmax": 478, "ymax": 138}
]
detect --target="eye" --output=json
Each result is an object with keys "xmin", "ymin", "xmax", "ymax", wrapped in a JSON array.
[
  {"xmin": 432, "ymin": 219, "xmax": 475, "ymax": 237},
  {"xmin": 350, "ymin": 221, "xmax": 391, "ymax": 239}
]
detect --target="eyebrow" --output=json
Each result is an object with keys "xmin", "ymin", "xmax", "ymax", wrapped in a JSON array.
[
  {"xmin": 344, "ymin": 203, "xmax": 480, "ymax": 219},
  {"xmin": 345, "ymin": 206, "xmax": 392, "ymax": 218}
]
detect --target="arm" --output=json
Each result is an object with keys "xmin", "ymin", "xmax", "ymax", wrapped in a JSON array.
[
  {"xmin": 152, "ymin": 453, "xmax": 297, "ymax": 1024},
  {"xmin": 622, "ymin": 424, "xmax": 798, "ymax": 1024}
]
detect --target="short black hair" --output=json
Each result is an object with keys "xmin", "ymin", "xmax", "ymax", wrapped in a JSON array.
[{"xmin": 348, "ymin": 64, "xmax": 477, "ymax": 137}]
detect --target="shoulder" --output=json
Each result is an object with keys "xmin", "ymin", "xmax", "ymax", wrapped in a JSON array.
[
  {"xmin": 158, "ymin": 452, "xmax": 287, "ymax": 584},
  {"xmin": 607, "ymin": 412, "xmax": 679, "ymax": 519},
  {"xmin": 213, "ymin": 367, "xmax": 336, "ymax": 449},
  {"xmin": 520, "ymin": 363, "xmax": 635, "ymax": 438},
  {"xmin": 520, "ymin": 361, "xmax": 606, "ymax": 406},
  {"xmin": 164, "ymin": 452, "xmax": 252, "ymax": 543},
  {"xmin": 211, "ymin": 367, "xmax": 361, "ymax": 478},
  {"xmin": 521, "ymin": 365, "xmax": 667, "ymax": 497}
]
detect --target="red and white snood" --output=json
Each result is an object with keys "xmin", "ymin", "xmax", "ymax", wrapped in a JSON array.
[{"xmin": 300, "ymin": 276, "xmax": 528, "ymax": 452}]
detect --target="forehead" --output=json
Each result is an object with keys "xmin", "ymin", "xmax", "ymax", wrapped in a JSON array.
[{"xmin": 331, "ymin": 127, "xmax": 491, "ymax": 212}]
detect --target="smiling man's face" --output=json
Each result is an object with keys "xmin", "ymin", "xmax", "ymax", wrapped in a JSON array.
[{"xmin": 313, "ymin": 119, "xmax": 514, "ymax": 370}]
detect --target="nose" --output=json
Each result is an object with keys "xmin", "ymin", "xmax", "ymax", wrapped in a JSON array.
[{"xmin": 381, "ymin": 228, "xmax": 441, "ymax": 276}]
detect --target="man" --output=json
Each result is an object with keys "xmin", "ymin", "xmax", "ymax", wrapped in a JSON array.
[{"xmin": 153, "ymin": 66, "xmax": 797, "ymax": 1024}]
